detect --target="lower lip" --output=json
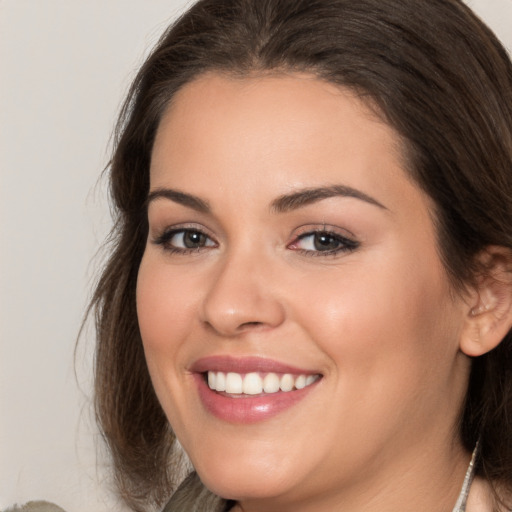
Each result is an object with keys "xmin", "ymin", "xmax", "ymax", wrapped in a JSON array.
[{"xmin": 194, "ymin": 374, "xmax": 320, "ymax": 424}]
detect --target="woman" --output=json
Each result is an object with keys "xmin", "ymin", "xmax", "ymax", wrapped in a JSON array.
[{"xmin": 91, "ymin": 0, "xmax": 512, "ymax": 510}]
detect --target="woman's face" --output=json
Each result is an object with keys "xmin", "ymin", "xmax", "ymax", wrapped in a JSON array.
[{"xmin": 137, "ymin": 73, "xmax": 472, "ymax": 508}]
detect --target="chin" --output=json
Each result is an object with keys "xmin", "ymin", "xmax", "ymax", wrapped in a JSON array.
[{"xmin": 193, "ymin": 454, "xmax": 301, "ymax": 502}]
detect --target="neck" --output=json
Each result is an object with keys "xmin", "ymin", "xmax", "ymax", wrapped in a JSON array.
[
  {"xmin": 232, "ymin": 440, "xmax": 472, "ymax": 512},
  {"xmin": 466, "ymin": 476, "xmax": 508, "ymax": 512}
]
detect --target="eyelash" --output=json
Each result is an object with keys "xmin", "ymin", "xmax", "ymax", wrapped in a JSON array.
[
  {"xmin": 152, "ymin": 227, "xmax": 359, "ymax": 257},
  {"xmin": 288, "ymin": 229, "xmax": 359, "ymax": 257},
  {"xmin": 152, "ymin": 227, "xmax": 217, "ymax": 254}
]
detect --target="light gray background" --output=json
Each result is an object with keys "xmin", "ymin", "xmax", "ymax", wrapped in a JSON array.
[{"xmin": 1, "ymin": 1, "xmax": 511, "ymax": 511}]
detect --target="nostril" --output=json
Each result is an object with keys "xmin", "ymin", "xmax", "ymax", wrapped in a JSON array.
[{"xmin": 237, "ymin": 321, "xmax": 268, "ymax": 333}]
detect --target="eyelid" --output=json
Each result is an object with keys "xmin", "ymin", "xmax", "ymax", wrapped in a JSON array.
[
  {"xmin": 287, "ymin": 224, "xmax": 360, "ymax": 256},
  {"xmin": 291, "ymin": 224, "xmax": 357, "ymax": 240},
  {"xmin": 150, "ymin": 222, "xmax": 359, "ymax": 257},
  {"xmin": 150, "ymin": 222, "xmax": 215, "ymax": 239},
  {"xmin": 151, "ymin": 223, "xmax": 218, "ymax": 251}
]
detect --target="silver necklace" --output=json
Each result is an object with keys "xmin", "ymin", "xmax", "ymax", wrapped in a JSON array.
[{"xmin": 451, "ymin": 445, "xmax": 478, "ymax": 512}]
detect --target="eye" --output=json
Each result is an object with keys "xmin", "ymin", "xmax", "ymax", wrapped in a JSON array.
[
  {"xmin": 289, "ymin": 230, "xmax": 359, "ymax": 256},
  {"xmin": 173, "ymin": 230, "xmax": 214, "ymax": 249},
  {"xmin": 153, "ymin": 228, "xmax": 216, "ymax": 253}
]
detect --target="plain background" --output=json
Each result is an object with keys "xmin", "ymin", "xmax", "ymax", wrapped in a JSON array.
[{"xmin": 1, "ymin": 1, "xmax": 511, "ymax": 511}]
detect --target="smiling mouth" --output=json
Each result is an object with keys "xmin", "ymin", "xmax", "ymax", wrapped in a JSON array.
[
  {"xmin": 205, "ymin": 371, "xmax": 321, "ymax": 396},
  {"xmin": 192, "ymin": 356, "xmax": 323, "ymax": 422}
]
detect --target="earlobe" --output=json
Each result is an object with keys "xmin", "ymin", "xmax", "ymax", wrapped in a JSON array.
[{"xmin": 460, "ymin": 246, "xmax": 512, "ymax": 357}]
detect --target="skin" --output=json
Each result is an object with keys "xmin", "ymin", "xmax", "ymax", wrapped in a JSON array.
[{"xmin": 137, "ymin": 73, "xmax": 481, "ymax": 511}]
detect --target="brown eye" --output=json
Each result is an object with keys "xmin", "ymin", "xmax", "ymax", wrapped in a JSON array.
[
  {"xmin": 291, "ymin": 230, "xmax": 359, "ymax": 256},
  {"xmin": 312, "ymin": 232, "xmax": 343, "ymax": 251},
  {"xmin": 182, "ymin": 230, "xmax": 209, "ymax": 248},
  {"xmin": 154, "ymin": 228, "xmax": 216, "ymax": 252}
]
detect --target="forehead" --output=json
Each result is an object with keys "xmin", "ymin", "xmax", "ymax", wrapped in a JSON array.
[
  {"xmin": 150, "ymin": 72, "xmax": 421, "ymax": 212},
  {"xmin": 155, "ymin": 72, "xmax": 388, "ymax": 146}
]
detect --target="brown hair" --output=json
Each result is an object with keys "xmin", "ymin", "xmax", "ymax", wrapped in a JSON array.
[{"xmin": 90, "ymin": 0, "xmax": 512, "ymax": 510}]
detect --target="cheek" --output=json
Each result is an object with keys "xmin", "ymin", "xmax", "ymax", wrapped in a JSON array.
[
  {"xmin": 286, "ymin": 254, "xmax": 464, "ymax": 460},
  {"xmin": 136, "ymin": 252, "xmax": 203, "ymax": 426},
  {"xmin": 136, "ymin": 253, "xmax": 197, "ymax": 356},
  {"xmin": 294, "ymin": 252, "xmax": 461, "ymax": 388},
  {"xmin": 135, "ymin": 252, "xmax": 201, "ymax": 418}
]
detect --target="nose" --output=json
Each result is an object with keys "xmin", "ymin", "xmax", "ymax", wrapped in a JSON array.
[{"xmin": 200, "ymin": 250, "xmax": 286, "ymax": 337}]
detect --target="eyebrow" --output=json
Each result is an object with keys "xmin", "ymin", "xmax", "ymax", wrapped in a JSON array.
[
  {"xmin": 271, "ymin": 185, "xmax": 387, "ymax": 213},
  {"xmin": 146, "ymin": 184, "xmax": 386, "ymax": 214},
  {"xmin": 147, "ymin": 188, "xmax": 210, "ymax": 213}
]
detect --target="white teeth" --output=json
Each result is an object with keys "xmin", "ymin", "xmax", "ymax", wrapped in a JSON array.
[
  {"xmin": 208, "ymin": 371, "xmax": 216, "ymax": 390},
  {"xmin": 207, "ymin": 371, "xmax": 319, "ymax": 394},
  {"xmin": 295, "ymin": 375, "xmax": 307, "ymax": 390},
  {"xmin": 280, "ymin": 373, "xmax": 294, "ymax": 392},
  {"xmin": 305, "ymin": 375, "xmax": 316, "ymax": 386},
  {"xmin": 225, "ymin": 372, "xmax": 243, "ymax": 394},
  {"xmin": 242, "ymin": 372, "xmax": 263, "ymax": 395},
  {"xmin": 216, "ymin": 371, "xmax": 226, "ymax": 392},
  {"xmin": 263, "ymin": 373, "xmax": 280, "ymax": 393}
]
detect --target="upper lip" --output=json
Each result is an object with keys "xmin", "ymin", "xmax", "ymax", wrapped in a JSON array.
[{"xmin": 190, "ymin": 355, "xmax": 320, "ymax": 375}]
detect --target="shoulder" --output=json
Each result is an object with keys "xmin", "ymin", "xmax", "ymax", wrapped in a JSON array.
[{"xmin": 2, "ymin": 502, "xmax": 66, "ymax": 512}]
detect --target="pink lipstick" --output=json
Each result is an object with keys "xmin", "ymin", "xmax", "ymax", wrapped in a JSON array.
[{"xmin": 191, "ymin": 356, "xmax": 321, "ymax": 423}]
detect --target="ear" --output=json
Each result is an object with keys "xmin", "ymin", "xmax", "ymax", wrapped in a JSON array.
[{"xmin": 460, "ymin": 246, "xmax": 512, "ymax": 357}]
